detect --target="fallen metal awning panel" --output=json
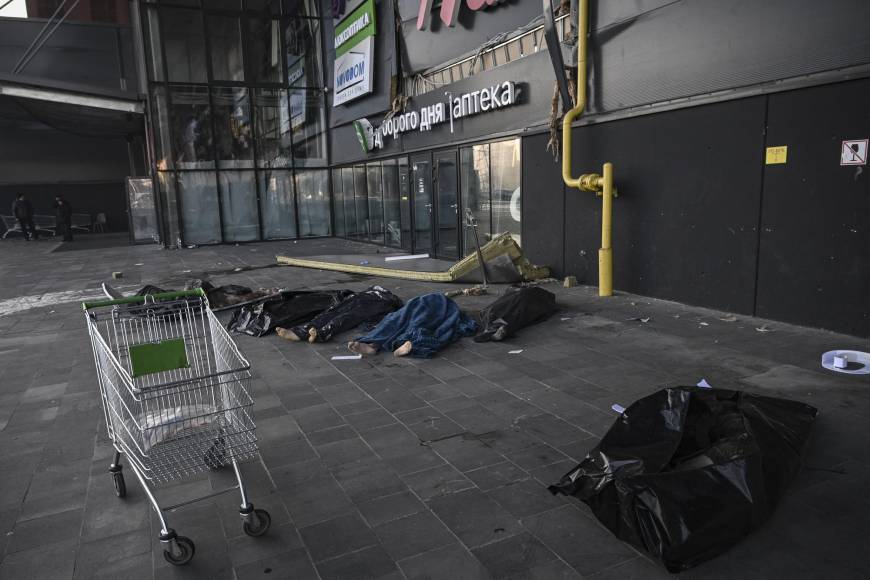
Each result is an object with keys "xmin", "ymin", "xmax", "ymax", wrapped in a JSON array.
[{"xmin": 276, "ymin": 233, "xmax": 550, "ymax": 283}]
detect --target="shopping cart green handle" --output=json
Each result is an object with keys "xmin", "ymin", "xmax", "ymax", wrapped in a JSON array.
[{"xmin": 82, "ymin": 288, "xmax": 206, "ymax": 310}]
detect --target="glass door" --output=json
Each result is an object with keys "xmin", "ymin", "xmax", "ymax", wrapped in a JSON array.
[
  {"xmin": 434, "ymin": 149, "xmax": 460, "ymax": 260},
  {"xmin": 410, "ymin": 153, "xmax": 433, "ymax": 254}
]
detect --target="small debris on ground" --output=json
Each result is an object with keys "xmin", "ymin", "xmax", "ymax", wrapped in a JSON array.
[
  {"xmin": 627, "ymin": 316, "xmax": 651, "ymax": 323},
  {"xmin": 359, "ymin": 260, "xmax": 370, "ymax": 265},
  {"xmin": 611, "ymin": 403, "xmax": 626, "ymax": 414},
  {"xmin": 563, "ymin": 276, "xmax": 578, "ymax": 288},
  {"xmin": 560, "ymin": 317, "xmax": 572, "ymax": 321},
  {"xmin": 756, "ymin": 325, "xmax": 773, "ymax": 332},
  {"xmin": 697, "ymin": 378, "xmax": 713, "ymax": 389},
  {"xmin": 234, "ymin": 267, "xmax": 243, "ymax": 272},
  {"xmin": 699, "ymin": 321, "xmax": 709, "ymax": 326},
  {"xmin": 332, "ymin": 354, "xmax": 362, "ymax": 361},
  {"xmin": 111, "ymin": 271, "xmax": 123, "ymax": 279},
  {"xmin": 509, "ymin": 349, "xmax": 523, "ymax": 354},
  {"xmin": 134, "ymin": 263, "xmax": 144, "ymax": 266},
  {"xmin": 718, "ymin": 314, "xmax": 738, "ymax": 322},
  {"xmin": 444, "ymin": 286, "xmax": 487, "ymax": 298}
]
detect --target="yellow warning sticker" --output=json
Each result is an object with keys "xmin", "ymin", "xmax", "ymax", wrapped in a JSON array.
[{"xmin": 765, "ymin": 146, "xmax": 788, "ymax": 164}]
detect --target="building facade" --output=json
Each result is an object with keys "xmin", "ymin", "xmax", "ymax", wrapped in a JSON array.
[{"xmin": 135, "ymin": 0, "xmax": 870, "ymax": 337}]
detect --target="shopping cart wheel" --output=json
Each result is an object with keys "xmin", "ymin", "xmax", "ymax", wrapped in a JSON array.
[
  {"xmin": 242, "ymin": 508, "xmax": 271, "ymax": 537},
  {"xmin": 163, "ymin": 536, "xmax": 195, "ymax": 566},
  {"xmin": 111, "ymin": 471, "xmax": 126, "ymax": 498}
]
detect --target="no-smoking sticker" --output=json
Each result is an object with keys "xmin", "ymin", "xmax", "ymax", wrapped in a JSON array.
[{"xmin": 841, "ymin": 139, "xmax": 868, "ymax": 166}]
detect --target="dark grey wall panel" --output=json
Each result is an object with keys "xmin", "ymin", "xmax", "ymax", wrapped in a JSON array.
[
  {"xmin": 587, "ymin": 0, "xmax": 870, "ymax": 115},
  {"xmin": 756, "ymin": 79, "xmax": 870, "ymax": 337},
  {"xmin": 0, "ymin": 17, "xmax": 135, "ymax": 95},
  {"xmin": 521, "ymin": 132, "xmax": 565, "ymax": 276},
  {"xmin": 563, "ymin": 97, "xmax": 766, "ymax": 314}
]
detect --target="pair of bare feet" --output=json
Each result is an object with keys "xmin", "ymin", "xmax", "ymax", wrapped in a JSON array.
[
  {"xmin": 276, "ymin": 327, "xmax": 318, "ymax": 343},
  {"xmin": 347, "ymin": 340, "xmax": 413, "ymax": 357}
]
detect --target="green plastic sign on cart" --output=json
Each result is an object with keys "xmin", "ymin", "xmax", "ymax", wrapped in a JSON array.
[{"xmin": 129, "ymin": 338, "xmax": 189, "ymax": 378}]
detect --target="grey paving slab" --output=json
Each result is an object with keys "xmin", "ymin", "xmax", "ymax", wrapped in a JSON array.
[
  {"xmin": 0, "ymin": 236, "xmax": 868, "ymax": 579},
  {"xmin": 373, "ymin": 510, "xmax": 456, "ymax": 561},
  {"xmin": 428, "ymin": 488, "xmax": 523, "ymax": 548},
  {"xmin": 398, "ymin": 543, "xmax": 492, "ymax": 580}
]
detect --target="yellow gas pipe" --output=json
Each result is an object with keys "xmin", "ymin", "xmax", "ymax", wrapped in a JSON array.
[{"xmin": 561, "ymin": 0, "xmax": 615, "ymax": 297}]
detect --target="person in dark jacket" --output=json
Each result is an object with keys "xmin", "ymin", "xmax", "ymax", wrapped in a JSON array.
[
  {"xmin": 11, "ymin": 194, "xmax": 38, "ymax": 240},
  {"xmin": 53, "ymin": 195, "xmax": 73, "ymax": 241}
]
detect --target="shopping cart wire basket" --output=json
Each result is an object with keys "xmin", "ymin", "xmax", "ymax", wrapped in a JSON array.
[{"xmin": 83, "ymin": 289, "xmax": 272, "ymax": 565}]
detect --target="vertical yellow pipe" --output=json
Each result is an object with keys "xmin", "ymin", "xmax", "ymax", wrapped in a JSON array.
[
  {"xmin": 561, "ymin": 0, "xmax": 588, "ymax": 189},
  {"xmin": 599, "ymin": 162, "xmax": 613, "ymax": 296}
]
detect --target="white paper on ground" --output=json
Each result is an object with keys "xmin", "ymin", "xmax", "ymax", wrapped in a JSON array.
[
  {"xmin": 611, "ymin": 403, "xmax": 626, "ymax": 414},
  {"xmin": 331, "ymin": 354, "xmax": 362, "ymax": 360},
  {"xmin": 509, "ymin": 349, "xmax": 523, "ymax": 354},
  {"xmin": 385, "ymin": 254, "xmax": 429, "ymax": 262},
  {"xmin": 820, "ymin": 350, "xmax": 870, "ymax": 375},
  {"xmin": 697, "ymin": 378, "xmax": 713, "ymax": 389}
]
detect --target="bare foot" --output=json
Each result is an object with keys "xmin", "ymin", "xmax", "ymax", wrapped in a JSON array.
[
  {"xmin": 308, "ymin": 327, "xmax": 318, "ymax": 343},
  {"xmin": 393, "ymin": 341, "xmax": 413, "ymax": 357},
  {"xmin": 276, "ymin": 327, "xmax": 300, "ymax": 341},
  {"xmin": 348, "ymin": 341, "xmax": 377, "ymax": 355}
]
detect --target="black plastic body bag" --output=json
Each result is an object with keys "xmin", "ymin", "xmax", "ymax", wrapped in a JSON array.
[
  {"xmin": 227, "ymin": 290, "xmax": 353, "ymax": 337},
  {"xmin": 549, "ymin": 387, "xmax": 818, "ymax": 572},
  {"xmin": 289, "ymin": 286, "xmax": 403, "ymax": 342},
  {"xmin": 474, "ymin": 286, "xmax": 557, "ymax": 342}
]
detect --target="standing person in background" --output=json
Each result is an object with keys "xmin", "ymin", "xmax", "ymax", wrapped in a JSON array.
[
  {"xmin": 11, "ymin": 193, "xmax": 38, "ymax": 240},
  {"xmin": 54, "ymin": 195, "xmax": 73, "ymax": 241}
]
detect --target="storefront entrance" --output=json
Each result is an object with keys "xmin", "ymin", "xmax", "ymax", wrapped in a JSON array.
[
  {"xmin": 333, "ymin": 137, "xmax": 521, "ymax": 258},
  {"xmin": 410, "ymin": 149, "xmax": 460, "ymax": 260}
]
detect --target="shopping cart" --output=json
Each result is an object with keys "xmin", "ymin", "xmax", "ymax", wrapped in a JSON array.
[{"xmin": 83, "ymin": 289, "xmax": 271, "ymax": 565}]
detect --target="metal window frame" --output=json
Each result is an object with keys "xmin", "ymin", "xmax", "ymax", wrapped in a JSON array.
[{"xmin": 140, "ymin": 0, "xmax": 332, "ymax": 246}]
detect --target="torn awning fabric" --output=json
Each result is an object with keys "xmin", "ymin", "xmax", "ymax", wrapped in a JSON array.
[
  {"xmin": 227, "ymin": 290, "xmax": 353, "ymax": 337},
  {"xmin": 548, "ymin": 387, "xmax": 818, "ymax": 572}
]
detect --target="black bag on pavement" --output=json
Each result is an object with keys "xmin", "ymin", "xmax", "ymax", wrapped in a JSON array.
[
  {"xmin": 290, "ymin": 285, "xmax": 403, "ymax": 342},
  {"xmin": 549, "ymin": 387, "xmax": 818, "ymax": 572},
  {"xmin": 227, "ymin": 290, "xmax": 353, "ymax": 337},
  {"xmin": 474, "ymin": 286, "xmax": 557, "ymax": 342}
]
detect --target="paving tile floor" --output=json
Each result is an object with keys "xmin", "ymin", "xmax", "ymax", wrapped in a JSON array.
[{"xmin": 0, "ymin": 235, "xmax": 868, "ymax": 579}]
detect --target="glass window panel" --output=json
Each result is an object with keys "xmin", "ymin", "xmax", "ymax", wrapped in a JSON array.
[
  {"xmin": 163, "ymin": 8, "xmax": 207, "ymax": 83},
  {"xmin": 170, "ymin": 85, "xmax": 214, "ymax": 169},
  {"xmin": 178, "ymin": 171, "xmax": 221, "ymax": 244},
  {"xmin": 247, "ymin": 17, "xmax": 283, "ymax": 83},
  {"xmin": 219, "ymin": 171, "xmax": 259, "ymax": 241},
  {"xmin": 207, "ymin": 15, "xmax": 245, "ymax": 81},
  {"xmin": 210, "ymin": 0, "xmax": 242, "ymax": 9},
  {"xmin": 146, "ymin": 7, "xmax": 164, "ymax": 81},
  {"xmin": 128, "ymin": 178, "xmax": 159, "ymax": 243},
  {"xmin": 490, "ymin": 139, "xmax": 521, "ymax": 245},
  {"xmin": 366, "ymin": 162, "xmax": 384, "ymax": 244},
  {"xmin": 382, "ymin": 159, "xmax": 401, "ymax": 248},
  {"xmin": 398, "ymin": 158, "xmax": 412, "ymax": 251},
  {"xmin": 296, "ymin": 170, "xmax": 330, "ymax": 237},
  {"xmin": 291, "ymin": 88, "xmax": 327, "ymax": 166},
  {"xmin": 284, "ymin": 17, "xmax": 322, "ymax": 88},
  {"xmin": 152, "ymin": 86, "xmax": 173, "ymax": 170},
  {"xmin": 341, "ymin": 167, "xmax": 357, "ymax": 237},
  {"xmin": 353, "ymin": 165, "xmax": 369, "ymax": 240},
  {"xmin": 247, "ymin": 0, "xmax": 280, "ymax": 14},
  {"xmin": 331, "ymin": 168, "xmax": 346, "ymax": 237},
  {"xmin": 157, "ymin": 171, "xmax": 180, "ymax": 245},
  {"xmin": 259, "ymin": 169, "xmax": 296, "ymax": 238},
  {"xmin": 253, "ymin": 89, "xmax": 292, "ymax": 168},
  {"xmin": 282, "ymin": 0, "xmax": 319, "ymax": 18},
  {"xmin": 460, "ymin": 144, "xmax": 490, "ymax": 255},
  {"xmin": 212, "ymin": 87, "xmax": 254, "ymax": 169}
]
